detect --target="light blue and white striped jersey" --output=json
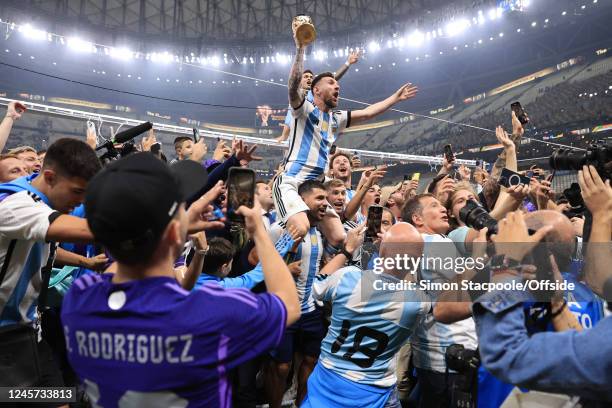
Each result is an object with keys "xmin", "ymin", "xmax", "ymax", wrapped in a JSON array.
[
  {"xmin": 283, "ymin": 99, "xmax": 351, "ymax": 182},
  {"xmin": 346, "ymin": 188, "xmax": 356, "ymax": 202},
  {"xmin": 270, "ymin": 223, "xmax": 324, "ymax": 313},
  {"xmin": 283, "ymin": 90, "xmax": 314, "ymax": 127},
  {"xmin": 410, "ymin": 233, "xmax": 477, "ymax": 372},
  {"xmin": 313, "ymin": 267, "xmax": 432, "ymax": 387},
  {"xmin": 0, "ymin": 190, "xmax": 57, "ymax": 326}
]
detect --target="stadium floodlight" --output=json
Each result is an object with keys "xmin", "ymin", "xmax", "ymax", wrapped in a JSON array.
[
  {"xmin": 18, "ymin": 24, "xmax": 46, "ymax": 41},
  {"xmin": 488, "ymin": 9, "xmax": 497, "ymax": 20},
  {"xmin": 150, "ymin": 51, "xmax": 173, "ymax": 63},
  {"xmin": 211, "ymin": 55, "xmax": 221, "ymax": 66},
  {"xmin": 445, "ymin": 19, "xmax": 470, "ymax": 37},
  {"xmin": 562, "ymin": 11, "xmax": 567, "ymax": 15},
  {"xmin": 67, "ymin": 37, "xmax": 95, "ymax": 53},
  {"xmin": 110, "ymin": 47, "xmax": 134, "ymax": 60},
  {"xmin": 478, "ymin": 11, "xmax": 486, "ymax": 25},
  {"xmin": 407, "ymin": 30, "xmax": 425, "ymax": 46},
  {"xmin": 531, "ymin": 21, "xmax": 537, "ymax": 27},
  {"xmin": 368, "ymin": 41, "xmax": 380, "ymax": 53}
]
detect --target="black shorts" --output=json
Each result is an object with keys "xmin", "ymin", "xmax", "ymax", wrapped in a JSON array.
[{"xmin": 270, "ymin": 310, "xmax": 325, "ymax": 363}]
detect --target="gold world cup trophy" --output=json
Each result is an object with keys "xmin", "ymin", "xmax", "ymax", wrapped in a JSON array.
[{"xmin": 292, "ymin": 14, "xmax": 316, "ymax": 46}]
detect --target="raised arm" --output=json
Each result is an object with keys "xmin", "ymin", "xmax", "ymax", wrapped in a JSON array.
[
  {"xmin": 579, "ymin": 165, "xmax": 612, "ymax": 297},
  {"xmin": 343, "ymin": 167, "xmax": 386, "ymax": 221},
  {"xmin": 0, "ymin": 101, "xmax": 25, "ymax": 153},
  {"xmin": 288, "ymin": 45, "xmax": 306, "ymax": 109},
  {"xmin": 334, "ymin": 50, "xmax": 361, "ymax": 82},
  {"xmin": 351, "ymin": 83, "xmax": 418, "ymax": 126}
]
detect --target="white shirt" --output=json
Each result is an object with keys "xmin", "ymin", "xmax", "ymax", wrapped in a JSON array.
[
  {"xmin": 0, "ymin": 191, "xmax": 57, "ymax": 326},
  {"xmin": 410, "ymin": 233, "xmax": 478, "ymax": 372},
  {"xmin": 283, "ymin": 99, "xmax": 351, "ymax": 182}
]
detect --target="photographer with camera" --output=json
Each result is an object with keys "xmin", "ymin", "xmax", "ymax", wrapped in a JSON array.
[{"xmin": 473, "ymin": 210, "xmax": 612, "ymax": 403}]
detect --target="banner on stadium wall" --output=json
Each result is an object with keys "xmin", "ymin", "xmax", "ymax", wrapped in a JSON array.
[
  {"xmin": 180, "ymin": 117, "xmax": 202, "ymax": 127},
  {"xmin": 543, "ymin": 133, "xmax": 565, "ymax": 140},
  {"xmin": 489, "ymin": 67, "xmax": 555, "ymax": 96},
  {"xmin": 146, "ymin": 111, "xmax": 171, "ymax": 120},
  {"xmin": 114, "ymin": 105, "xmax": 132, "ymax": 113},
  {"xmin": 570, "ymin": 128, "xmax": 590, "ymax": 135},
  {"xmin": 592, "ymin": 124, "xmax": 612, "ymax": 133},
  {"xmin": 255, "ymin": 105, "xmax": 288, "ymax": 127},
  {"xmin": 18, "ymin": 93, "xmax": 45, "ymax": 102},
  {"xmin": 464, "ymin": 93, "xmax": 486, "ymax": 104},
  {"xmin": 49, "ymin": 97, "xmax": 113, "ymax": 110},
  {"xmin": 429, "ymin": 105, "xmax": 454, "ymax": 115},
  {"xmin": 556, "ymin": 57, "xmax": 583, "ymax": 71}
]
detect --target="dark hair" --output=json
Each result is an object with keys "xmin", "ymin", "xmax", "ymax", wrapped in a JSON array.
[
  {"xmin": 303, "ymin": 69, "xmax": 314, "ymax": 76},
  {"xmin": 202, "ymin": 237, "xmax": 235, "ymax": 276},
  {"xmin": 43, "ymin": 138, "xmax": 101, "ymax": 181},
  {"xmin": 255, "ymin": 180, "xmax": 268, "ymax": 186},
  {"xmin": 330, "ymin": 152, "xmax": 352, "ymax": 168},
  {"xmin": 311, "ymin": 72, "xmax": 334, "ymax": 90},
  {"xmin": 37, "ymin": 149, "xmax": 47, "ymax": 155},
  {"xmin": 173, "ymin": 137, "xmax": 191, "ymax": 151},
  {"xmin": 298, "ymin": 180, "xmax": 326, "ymax": 197},
  {"xmin": 402, "ymin": 193, "xmax": 434, "ymax": 226},
  {"xmin": 382, "ymin": 207, "xmax": 397, "ymax": 225}
]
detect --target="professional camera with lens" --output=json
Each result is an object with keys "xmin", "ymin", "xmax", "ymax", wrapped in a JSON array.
[
  {"xmin": 458, "ymin": 199, "xmax": 498, "ymax": 236},
  {"xmin": 445, "ymin": 344, "xmax": 480, "ymax": 373},
  {"xmin": 549, "ymin": 140, "xmax": 612, "ymax": 180},
  {"xmin": 445, "ymin": 344, "xmax": 480, "ymax": 407}
]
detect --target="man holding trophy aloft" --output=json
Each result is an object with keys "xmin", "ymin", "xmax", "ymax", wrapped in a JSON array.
[{"xmin": 267, "ymin": 14, "xmax": 420, "ymax": 408}]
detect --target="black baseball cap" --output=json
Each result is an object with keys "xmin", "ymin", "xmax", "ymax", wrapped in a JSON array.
[{"xmin": 85, "ymin": 153, "xmax": 207, "ymax": 264}]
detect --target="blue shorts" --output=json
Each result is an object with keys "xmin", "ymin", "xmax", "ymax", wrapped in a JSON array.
[
  {"xmin": 270, "ymin": 310, "xmax": 325, "ymax": 362},
  {"xmin": 302, "ymin": 363, "xmax": 399, "ymax": 408}
]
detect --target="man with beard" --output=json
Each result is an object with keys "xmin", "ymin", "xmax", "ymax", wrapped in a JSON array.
[
  {"xmin": 272, "ymin": 35, "xmax": 418, "ymax": 247},
  {"xmin": 276, "ymin": 52, "xmax": 362, "ymax": 143},
  {"xmin": 266, "ymin": 180, "xmax": 345, "ymax": 407}
]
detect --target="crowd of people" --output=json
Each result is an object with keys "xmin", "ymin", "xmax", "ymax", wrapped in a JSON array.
[{"xmin": 0, "ymin": 32, "xmax": 611, "ymax": 408}]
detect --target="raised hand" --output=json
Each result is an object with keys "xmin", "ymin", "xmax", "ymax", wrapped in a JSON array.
[
  {"xmin": 187, "ymin": 181, "xmax": 226, "ymax": 233},
  {"xmin": 511, "ymin": 111, "xmax": 524, "ymax": 140},
  {"xmin": 141, "ymin": 129, "xmax": 157, "ymax": 152},
  {"xmin": 6, "ymin": 101, "xmax": 26, "ymax": 121},
  {"xmin": 578, "ymin": 165, "xmax": 612, "ymax": 217},
  {"xmin": 495, "ymin": 126, "xmax": 514, "ymax": 150},
  {"xmin": 212, "ymin": 140, "xmax": 232, "ymax": 161},
  {"xmin": 347, "ymin": 50, "xmax": 362, "ymax": 65},
  {"xmin": 491, "ymin": 211, "xmax": 552, "ymax": 262},
  {"xmin": 345, "ymin": 224, "xmax": 366, "ymax": 253},
  {"xmin": 395, "ymin": 83, "xmax": 419, "ymax": 101},
  {"xmin": 234, "ymin": 140, "xmax": 262, "ymax": 163}
]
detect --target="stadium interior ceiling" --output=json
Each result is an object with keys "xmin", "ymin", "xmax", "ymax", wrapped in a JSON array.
[{"xmin": 0, "ymin": 0, "xmax": 610, "ymax": 178}]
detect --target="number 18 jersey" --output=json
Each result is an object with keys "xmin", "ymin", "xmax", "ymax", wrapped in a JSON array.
[{"xmin": 312, "ymin": 267, "xmax": 432, "ymax": 387}]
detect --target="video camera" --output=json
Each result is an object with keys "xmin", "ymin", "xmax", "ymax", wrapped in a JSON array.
[
  {"xmin": 97, "ymin": 122, "xmax": 153, "ymax": 164},
  {"xmin": 549, "ymin": 140, "xmax": 612, "ymax": 180}
]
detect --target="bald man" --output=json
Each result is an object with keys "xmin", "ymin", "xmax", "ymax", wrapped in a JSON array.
[{"xmin": 303, "ymin": 223, "xmax": 432, "ymax": 408}]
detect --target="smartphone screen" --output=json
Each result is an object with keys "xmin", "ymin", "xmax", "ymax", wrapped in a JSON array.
[
  {"xmin": 227, "ymin": 168, "xmax": 256, "ymax": 225},
  {"xmin": 330, "ymin": 145, "xmax": 337, "ymax": 155},
  {"xmin": 499, "ymin": 168, "xmax": 531, "ymax": 188},
  {"xmin": 443, "ymin": 144, "xmax": 454, "ymax": 162},
  {"xmin": 403, "ymin": 175, "xmax": 410, "ymax": 181},
  {"xmin": 192, "ymin": 128, "xmax": 200, "ymax": 143},
  {"xmin": 411, "ymin": 172, "xmax": 421, "ymax": 182},
  {"xmin": 365, "ymin": 205, "xmax": 383, "ymax": 241},
  {"xmin": 511, "ymin": 102, "xmax": 530, "ymax": 125}
]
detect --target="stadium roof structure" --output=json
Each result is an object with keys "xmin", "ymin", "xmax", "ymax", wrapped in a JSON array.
[{"xmin": 0, "ymin": 0, "xmax": 485, "ymax": 46}]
